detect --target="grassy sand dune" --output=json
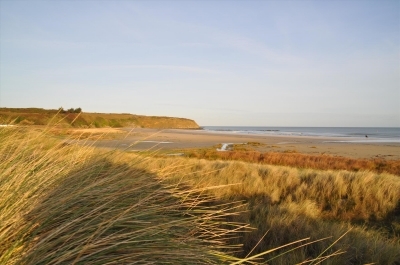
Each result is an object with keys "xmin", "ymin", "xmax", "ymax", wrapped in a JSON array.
[
  {"xmin": 1, "ymin": 127, "xmax": 399, "ymax": 264},
  {"xmin": 0, "ymin": 127, "xmax": 247, "ymax": 264},
  {"xmin": 137, "ymin": 156, "xmax": 400, "ymax": 264},
  {"xmin": 143, "ymin": 158, "xmax": 400, "ymax": 222}
]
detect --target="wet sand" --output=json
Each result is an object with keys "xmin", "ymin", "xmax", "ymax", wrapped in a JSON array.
[{"xmin": 76, "ymin": 128, "xmax": 400, "ymax": 160}]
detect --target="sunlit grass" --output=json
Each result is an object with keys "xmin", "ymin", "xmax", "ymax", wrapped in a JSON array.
[
  {"xmin": 136, "ymin": 155, "xmax": 400, "ymax": 264},
  {"xmin": 0, "ymin": 127, "xmax": 246, "ymax": 264},
  {"xmin": 2, "ymin": 126, "xmax": 399, "ymax": 264}
]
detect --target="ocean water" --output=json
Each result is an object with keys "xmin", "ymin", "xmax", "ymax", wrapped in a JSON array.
[{"xmin": 202, "ymin": 126, "xmax": 400, "ymax": 143}]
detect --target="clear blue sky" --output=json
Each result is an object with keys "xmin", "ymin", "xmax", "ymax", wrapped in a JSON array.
[{"xmin": 1, "ymin": 0, "xmax": 399, "ymax": 126}]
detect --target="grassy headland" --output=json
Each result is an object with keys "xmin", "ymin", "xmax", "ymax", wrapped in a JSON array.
[{"xmin": 0, "ymin": 107, "xmax": 200, "ymax": 129}]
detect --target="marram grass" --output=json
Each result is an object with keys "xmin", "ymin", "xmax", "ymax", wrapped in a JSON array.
[
  {"xmin": 0, "ymin": 127, "xmax": 249, "ymax": 264},
  {"xmin": 2, "ymin": 126, "xmax": 399, "ymax": 264},
  {"xmin": 136, "ymin": 156, "xmax": 400, "ymax": 264}
]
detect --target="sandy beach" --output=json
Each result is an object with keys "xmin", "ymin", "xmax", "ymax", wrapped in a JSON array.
[{"xmin": 77, "ymin": 128, "xmax": 400, "ymax": 160}]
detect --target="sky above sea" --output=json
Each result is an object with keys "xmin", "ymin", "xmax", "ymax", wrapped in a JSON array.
[{"xmin": 0, "ymin": 0, "xmax": 399, "ymax": 127}]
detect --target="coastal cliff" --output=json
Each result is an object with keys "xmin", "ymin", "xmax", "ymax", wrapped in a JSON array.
[{"xmin": 0, "ymin": 108, "xmax": 200, "ymax": 129}]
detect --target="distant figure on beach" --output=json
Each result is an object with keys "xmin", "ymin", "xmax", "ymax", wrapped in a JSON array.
[{"xmin": 365, "ymin": 135, "xmax": 368, "ymax": 138}]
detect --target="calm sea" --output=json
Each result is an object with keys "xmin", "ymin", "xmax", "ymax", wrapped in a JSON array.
[{"xmin": 202, "ymin": 127, "xmax": 400, "ymax": 143}]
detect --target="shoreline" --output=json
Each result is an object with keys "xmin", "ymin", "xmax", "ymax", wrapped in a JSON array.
[
  {"xmin": 172, "ymin": 128, "xmax": 400, "ymax": 141},
  {"xmin": 77, "ymin": 128, "xmax": 400, "ymax": 160}
]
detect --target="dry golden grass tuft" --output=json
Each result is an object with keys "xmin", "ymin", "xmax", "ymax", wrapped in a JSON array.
[
  {"xmin": 137, "ymin": 155, "xmax": 400, "ymax": 264},
  {"xmin": 140, "ymin": 157, "xmax": 400, "ymax": 222},
  {"xmin": 0, "ymin": 127, "xmax": 248, "ymax": 264}
]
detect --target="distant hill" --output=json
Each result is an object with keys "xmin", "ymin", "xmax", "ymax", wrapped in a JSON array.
[{"xmin": 0, "ymin": 108, "xmax": 200, "ymax": 129}]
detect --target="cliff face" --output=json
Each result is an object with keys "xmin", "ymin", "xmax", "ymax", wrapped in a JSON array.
[
  {"xmin": 133, "ymin": 115, "xmax": 199, "ymax": 129},
  {"xmin": 0, "ymin": 108, "xmax": 200, "ymax": 129}
]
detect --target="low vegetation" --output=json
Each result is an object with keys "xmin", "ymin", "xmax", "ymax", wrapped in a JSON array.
[
  {"xmin": 0, "ymin": 107, "xmax": 200, "ymax": 129},
  {"xmin": 1, "ymin": 127, "xmax": 399, "ymax": 264},
  {"xmin": 183, "ymin": 147, "xmax": 400, "ymax": 176}
]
